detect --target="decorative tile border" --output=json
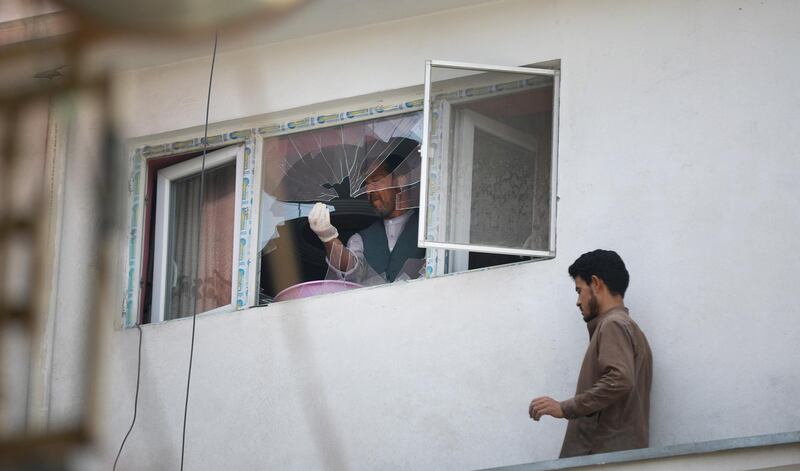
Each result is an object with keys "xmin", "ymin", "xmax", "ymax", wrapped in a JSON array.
[
  {"xmin": 124, "ymin": 149, "xmax": 144, "ymax": 327},
  {"xmin": 257, "ymin": 99, "xmax": 424, "ymax": 137},
  {"xmin": 431, "ymin": 75, "xmax": 549, "ymax": 103},
  {"xmin": 236, "ymin": 138, "xmax": 256, "ymax": 309},
  {"xmin": 424, "ymin": 99, "xmax": 446, "ymax": 277},
  {"xmin": 138, "ymin": 129, "xmax": 251, "ymax": 159}
]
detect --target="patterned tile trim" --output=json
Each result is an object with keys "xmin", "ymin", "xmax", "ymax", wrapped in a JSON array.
[{"xmin": 257, "ymin": 99, "xmax": 424, "ymax": 137}]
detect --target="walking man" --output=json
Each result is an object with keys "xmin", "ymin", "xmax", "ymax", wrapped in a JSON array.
[{"xmin": 529, "ymin": 249, "xmax": 653, "ymax": 457}]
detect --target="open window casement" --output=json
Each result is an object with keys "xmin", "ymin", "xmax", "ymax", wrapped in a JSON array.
[
  {"xmin": 419, "ymin": 60, "xmax": 559, "ymax": 272},
  {"xmin": 151, "ymin": 144, "xmax": 245, "ymax": 323}
]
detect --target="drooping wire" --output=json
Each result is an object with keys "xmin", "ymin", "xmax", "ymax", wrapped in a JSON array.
[
  {"xmin": 113, "ymin": 324, "xmax": 143, "ymax": 471},
  {"xmin": 179, "ymin": 30, "xmax": 218, "ymax": 471}
]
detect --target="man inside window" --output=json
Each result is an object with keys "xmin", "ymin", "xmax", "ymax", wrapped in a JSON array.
[
  {"xmin": 308, "ymin": 144, "xmax": 425, "ymax": 284},
  {"xmin": 529, "ymin": 249, "xmax": 653, "ymax": 458}
]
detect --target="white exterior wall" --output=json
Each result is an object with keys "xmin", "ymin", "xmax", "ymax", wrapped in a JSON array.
[{"xmin": 49, "ymin": 0, "xmax": 800, "ymax": 469}]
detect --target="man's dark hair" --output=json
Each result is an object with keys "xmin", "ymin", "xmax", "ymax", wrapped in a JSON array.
[{"xmin": 568, "ymin": 249, "xmax": 629, "ymax": 297}]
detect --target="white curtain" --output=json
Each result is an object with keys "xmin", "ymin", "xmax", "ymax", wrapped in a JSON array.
[{"xmin": 167, "ymin": 162, "xmax": 235, "ymax": 319}]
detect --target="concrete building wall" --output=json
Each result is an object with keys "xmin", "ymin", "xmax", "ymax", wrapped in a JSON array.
[{"xmin": 47, "ymin": 0, "xmax": 800, "ymax": 469}]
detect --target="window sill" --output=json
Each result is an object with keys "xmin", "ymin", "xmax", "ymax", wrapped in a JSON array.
[{"xmin": 129, "ymin": 304, "xmax": 236, "ymax": 328}]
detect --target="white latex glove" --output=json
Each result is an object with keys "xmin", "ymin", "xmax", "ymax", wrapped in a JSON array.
[{"xmin": 308, "ymin": 202, "xmax": 339, "ymax": 243}]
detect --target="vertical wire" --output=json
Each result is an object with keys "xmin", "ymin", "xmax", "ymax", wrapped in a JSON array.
[
  {"xmin": 113, "ymin": 324, "xmax": 142, "ymax": 471},
  {"xmin": 180, "ymin": 30, "xmax": 218, "ymax": 471}
]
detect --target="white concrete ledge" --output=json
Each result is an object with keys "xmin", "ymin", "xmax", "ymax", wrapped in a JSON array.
[{"xmin": 479, "ymin": 431, "xmax": 800, "ymax": 471}]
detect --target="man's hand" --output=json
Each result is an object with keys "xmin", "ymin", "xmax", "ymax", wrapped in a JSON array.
[
  {"xmin": 309, "ymin": 202, "xmax": 339, "ymax": 243},
  {"xmin": 529, "ymin": 396, "xmax": 564, "ymax": 421}
]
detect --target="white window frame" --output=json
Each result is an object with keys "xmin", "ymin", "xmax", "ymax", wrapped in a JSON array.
[
  {"xmin": 150, "ymin": 145, "xmax": 245, "ymax": 323},
  {"xmin": 419, "ymin": 59, "xmax": 560, "ymax": 259}
]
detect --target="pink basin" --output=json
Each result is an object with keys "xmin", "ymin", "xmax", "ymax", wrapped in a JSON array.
[{"xmin": 273, "ymin": 280, "xmax": 363, "ymax": 302}]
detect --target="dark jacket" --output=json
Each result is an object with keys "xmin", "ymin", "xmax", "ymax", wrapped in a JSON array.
[
  {"xmin": 559, "ymin": 307, "xmax": 653, "ymax": 458},
  {"xmin": 358, "ymin": 210, "xmax": 425, "ymax": 282}
]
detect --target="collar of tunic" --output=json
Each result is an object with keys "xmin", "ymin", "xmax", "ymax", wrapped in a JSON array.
[{"xmin": 586, "ymin": 305, "xmax": 629, "ymax": 337}]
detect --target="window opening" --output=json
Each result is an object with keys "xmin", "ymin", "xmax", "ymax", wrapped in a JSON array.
[
  {"xmin": 258, "ymin": 112, "xmax": 424, "ymax": 302},
  {"xmin": 139, "ymin": 150, "xmax": 206, "ymax": 324},
  {"xmin": 146, "ymin": 145, "xmax": 243, "ymax": 323}
]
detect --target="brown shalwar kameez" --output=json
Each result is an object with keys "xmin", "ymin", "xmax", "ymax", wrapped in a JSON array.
[{"xmin": 559, "ymin": 307, "xmax": 652, "ymax": 458}]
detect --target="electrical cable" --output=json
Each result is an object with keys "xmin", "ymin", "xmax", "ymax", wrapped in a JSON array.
[
  {"xmin": 113, "ymin": 324, "xmax": 143, "ymax": 471},
  {"xmin": 179, "ymin": 30, "xmax": 218, "ymax": 471}
]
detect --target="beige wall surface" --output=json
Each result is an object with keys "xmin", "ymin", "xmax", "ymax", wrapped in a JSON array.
[{"xmin": 43, "ymin": 0, "xmax": 800, "ymax": 469}]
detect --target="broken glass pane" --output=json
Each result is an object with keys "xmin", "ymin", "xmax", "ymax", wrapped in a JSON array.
[
  {"xmin": 258, "ymin": 112, "xmax": 425, "ymax": 301},
  {"xmin": 261, "ymin": 113, "xmax": 422, "ymax": 204}
]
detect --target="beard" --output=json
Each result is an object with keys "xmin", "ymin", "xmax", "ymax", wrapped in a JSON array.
[
  {"xmin": 369, "ymin": 194, "xmax": 395, "ymax": 218},
  {"xmin": 588, "ymin": 293, "xmax": 600, "ymax": 317},
  {"xmin": 583, "ymin": 292, "xmax": 601, "ymax": 323},
  {"xmin": 373, "ymin": 202, "xmax": 392, "ymax": 218}
]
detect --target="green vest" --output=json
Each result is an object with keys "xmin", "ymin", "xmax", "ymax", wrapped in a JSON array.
[{"xmin": 359, "ymin": 211, "xmax": 425, "ymax": 282}]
